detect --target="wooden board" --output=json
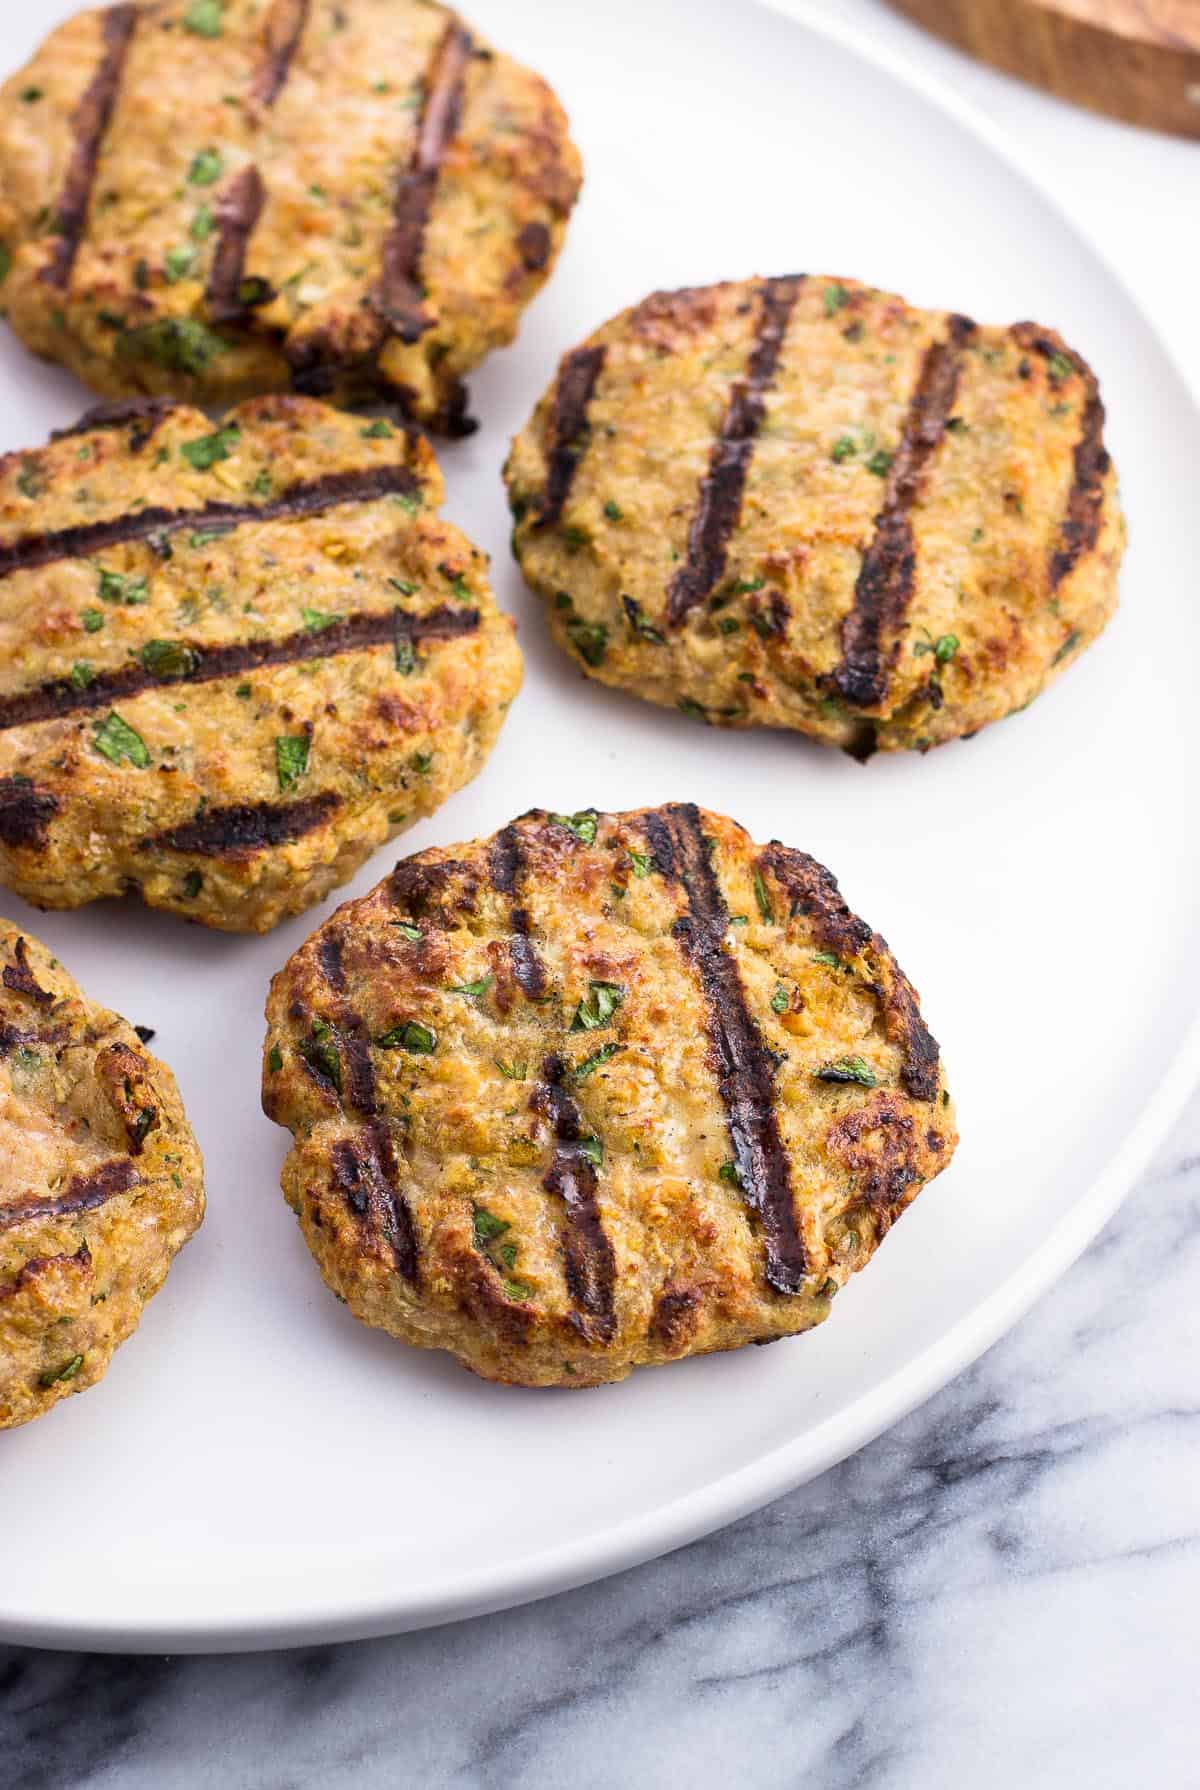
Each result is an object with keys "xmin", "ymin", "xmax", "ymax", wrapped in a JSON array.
[{"xmin": 886, "ymin": 0, "xmax": 1200, "ymax": 137}]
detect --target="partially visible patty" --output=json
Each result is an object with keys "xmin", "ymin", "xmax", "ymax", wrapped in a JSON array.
[
  {"xmin": 505, "ymin": 275, "xmax": 1125, "ymax": 755},
  {"xmin": 0, "ymin": 919, "xmax": 204, "ymax": 1430},
  {"xmin": 0, "ymin": 394, "xmax": 522, "ymax": 932},
  {"xmin": 263, "ymin": 803, "xmax": 957, "ymax": 1389},
  {"xmin": 0, "ymin": 0, "xmax": 581, "ymax": 432}
]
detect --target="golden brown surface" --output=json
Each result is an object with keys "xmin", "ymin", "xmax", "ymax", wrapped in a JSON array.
[
  {"xmin": 0, "ymin": 918, "xmax": 203, "ymax": 1429},
  {"xmin": 505, "ymin": 275, "xmax": 1124, "ymax": 755},
  {"xmin": 0, "ymin": 394, "xmax": 523, "ymax": 931},
  {"xmin": 263, "ymin": 804, "xmax": 957, "ymax": 1389},
  {"xmin": 0, "ymin": 0, "xmax": 581, "ymax": 430}
]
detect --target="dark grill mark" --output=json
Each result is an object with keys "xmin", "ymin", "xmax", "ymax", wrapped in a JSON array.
[
  {"xmin": 0, "ymin": 778, "xmax": 59, "ymax": 848},
  {"xmin": 40, "ymin": 4, "xmax": 137, "ymax": 290},
  {"xmin": 378, "ymin": 21, "xmax": 473, "ymax": 342},
  {"xmin": 643, "ymin": 804, "xmax": 807, "ymax": 1295},
  {"xmin": 1, "ymin": 1244, "xmax": 90, "ymax": 1303},
  {"xmin": 330, "ymin": 1128, "xmax": 418, "ymax": 1282},
  {"xmin": 666, "ymin": 276, "xmax": 804, "ymax": 625},
  {"xmin": 3, "ymin": 938, "xmax": 52, "ymax": 1007},
  {"xmin": 1009, "ymin": 332, "xmax": 1112, "ymax": 591},
  {"xmin": 0, "ymin": 606, "xmax": 478, "ymax": 731},
  {"xmin": 0, "ymin": 1158, "xmax": 137, "ymax": 1232},
  {"xmin": 251, "ymin": 0, "xmax": 311, "ymax": 109},
  {"xmin": 0, "ymin": 462, "xmax": 422, "ymax": 579},
  {"xmin": 516, "ymin": 222, "xmax": 551, "ymax": 272},
  {"xmin": 832, "ymin": 314, "xmax": 976, "ymax": 709},
  {"xmin": 535, "ymin": 345, "xmax": 606, "ymax": 528},
  {"xmin": 489, "ymin": 825, "xmax": 546, "ymax": 998},
  {"xmin": 532, "ymin": 1055, "xmax": 617, "ymax": 1343},
  {"xmin": 51, "ymin": 398, "xmax": 176, "ymax": 452},
  {"xmin": 206, "ymin": 166, "xmax": 268, "ymax": 323},
  {"xmin": 142, "ymin": 793, "xmax": 341, "ymax": 860}
]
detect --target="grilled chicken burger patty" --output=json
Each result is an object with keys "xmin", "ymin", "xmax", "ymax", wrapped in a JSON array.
[
  {"xmin": 263, "ymin": 804, "xmax": 957, "ymax": 1388},
  {"xmin": 0, "ymin": 395, "xmax": 522, "ymax": 932},
  {"xmin": 505, "ymin": 275, "xmax": 1125, "ymax": 755},
  {"xmin": 0, "ymin": 919, "xmax": 203, "ymax": 1429},
  {"xmin": 0, "ymin": 0, "xmax": 581, "ymax": 433}
]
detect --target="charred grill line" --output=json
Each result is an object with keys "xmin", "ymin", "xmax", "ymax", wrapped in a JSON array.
[
  {"xmin": 535, "ymin": 345, "xmax": 606, "ymax": 528},
  {"xmin": 251, "ymin": 0, "xmax": 312, "ymax": 109},
  {"xmin": 832, "ymin": 314, "xmax": 976, "ymax": 709},
  {"xmin": 142, "ymin": 793, "xmax": 341, "ymax": 860},
  {"xmin": 489, "ymin": 824, "xmax": 547, "ymax": 998},
  {"xmin": 643, "ymin": 803, "xmax": 807, "ymax": 1295},
  {"xmin": 533, "ymin": 1055, "xmax": 617, "ymax": 1343},
  {"xmin": 331, "ymin": 1128, "xmax": 419, "ymax": 1283},
  {"xmin": 3, "ymin": 938, "xmax": 52, "ymax": 1006},
  {"xmin": 0, "ymin": 461, "xmax": 422, "ymax": 579},
  {"xmin": 665, "ymin": 275, "xmax": 804, "ymax": 625},
  {"xmin": 378, "ymin": 21, "xmax": 473, "ymax": 342},
  {"xmin": 40, "ymin": 4, "xmax": 138, "ymax": 290},
  {"xmin": 0, "ymin": 605, "xmax": 478, "ymax": 731},
  {"xmin": 0, "ymin": 1158, "xmax": 137, "ymax": 1232},
  {"xmin": 206, "ymin": 166, "xmax": 268, "ymax": 323},
  {"xmin": 0, "ymin": 778, "xmax": 59, "ymax": 848},
  {"xmin": 1008, "ymin": 332, "xmax": 1113, "ymax": 592},
  {"xmin": 50, "ymin": 399, "xmax": 175, "ymax": 452}
]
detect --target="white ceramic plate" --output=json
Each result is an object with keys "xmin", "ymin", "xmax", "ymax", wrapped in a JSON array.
[{"xmin": 1, "ymin": 0, "xmax": 1196, "ymax": 1654}]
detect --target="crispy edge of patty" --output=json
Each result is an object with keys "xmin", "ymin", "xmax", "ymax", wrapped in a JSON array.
[
  {"xmin": 261, "ymin": 804, "xmax": 957, "ymax": 1387},
  {"xmin": 0, "ymin": 919, "xmax": 205, "ymax": 1429}
]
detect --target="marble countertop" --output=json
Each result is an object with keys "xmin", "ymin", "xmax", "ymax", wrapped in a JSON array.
[{"xmin": 4, "ymin": 4, "xmax": 1198, "ymax": 1785}]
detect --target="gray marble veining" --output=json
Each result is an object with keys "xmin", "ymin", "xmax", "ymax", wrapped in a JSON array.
[{"xmin": 4, "ymin": 1090, "xmax": 1198, "ymax": 1790}]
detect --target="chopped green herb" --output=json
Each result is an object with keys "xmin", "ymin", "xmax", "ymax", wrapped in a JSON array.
[
  {"xmin": 914, "ymin": 633, "xmax": 959, "ymax": 666},
  {"xmin": 732, "ymin": 576, "xmax": 765, "ymax": 595},
  {"xmin": 20, "ymin": 86, "xmax": 43, "ymax": 103},
  {"xmin": 302, "ymin": 606, "xmax": 339, "ymax": 633},
  {"xmin": 184, "ymin": 0, "xmax": 224, "ymax": 35},
  {"xmin": 93, "ymin": 712, "xmax": 150, "ymax": 768},
  {"xmin": 118, "ymin": 317, "xmax": 229, "ymax": 374},
  {"xmin": 389, "ymin": 578, "xmax": 417, "ymax": 596},
  {"xmin": 394, "ymin": 632, "xmax": 416, "ymax": 676},
  {"xmin": 188, "ymin": 527, "xmax": 230, "ymax": 549},
  {"xmin": 181, "ymin": 424, "xmax": 240, "ymax": 470},
  {"xmin": 267, "ymin": 1044, "xmax": 283, "ymax": 1073},
  {"xmin": 574, "ymin": 1042, "xmax": 620, "ymax": 1081},
  {"xmin": 182, "ymin": 870, "xmax": 203, "ymax": 899},
  {"xmin": 866, "ymin": 449, "xmax": 893, "ymax": 477},
  {"xmin": 718, "ymin": 616, "xmax": 741, "ymax": 635},
  {"xmin": 393, "ymin": 923, "xmax": 422, "ymax": 941},
  {"xmin": 816, "ymin": 1056, "xmax": 878, "ymax": 1087},
  {"xmin": 561, "ymin": 524, "xmax": 590, "ymax": 551},
  {"xmin": 499, "ymin": 1243, "xmax": 518, "ymax": 1270},
  {"xmin": 275, "ymin": 733, "xmax": 310, "ymax": 791},
  {"xmin": 376, "ymin": 1020, "xmax": 437, "ymax": 1054},
  {"xmin": 235, "ymin": 682, "xmax": 252, "ymax": 699},
  {"xmin": 718, "ymin": 1161, "xmax": 741, "ymax": 1186},
  {"xmin": 503, "ymin": 1279, "xmax": 534, "ymax": 1302},
  {"xmin": 190, "ymin": 204, "xmax": 214, "ymax": 242},
  {"xmin": 627, "ymin": 849, "xmax": 654, "ymax": 878},
  {"xmin": 38, "ymin": 1355, "xmax": 84, "ymax": 1388},
  {"xmin": 70, "ymin": 660, "xmax": 95, "ymax": 690},
  {"xmin": 565, "ymin": 615, "xmax": 608, "ymax": 666},
  {"xmin": 623, "ymin": 596, "xmax": 666, "ymax": 645},
  {"xmin": 361, "ymin": 419, "xmax": 394, "ymax": 439},
  {"xmin": 473, "ymin": 1207, "xmax": 510, "ymax": 1244},
  {"xmin": 187, "ymin": 147, "xmax": 224, "ymax": 187},
  {"xmin": 678, "ymin": 698, "xmax": 708, "ymax": 722},
  {"xmin": 813, "ymin": 951, "xmax": 841, "ymax": 968},
  {"xmin": 253, "ymin": 469, "xmax": 273, "ymax": 496},
  {"xmin": 550, "ymin": 809, "xmax": 598, "ymax": 845},
  {"xmin": 164, "ymin": 245, "xmax": 195, "ymax": 283},
  {"xmin": 603, "ymin": 500, "xmax": 623, "ymax": 522},
  {"xmin": 728, "ymin": 914, "xmax": 748, "ymax": 926},
  {"xmin": 494, "ymin": 1058, "xmax": 528, "ymax": 1080},
  {"xmin": 299, "ymin": 1028, "xmax": 342, "ymax": 1092},
  {"xmin": 1048, "ymin": 351, "xmax": 1074, "ymax": 383},
  {"xmin": 771, "ymin": 985, "xmax": 790, "ymax": 1014},
  {"xmin": 578, "ymin": 1136, "xmax": 603, "ymax": 1168},
  {"xmin": 570, "ymin": 980, "xmax": 625, "ymax": 1032},
  {"xmin": 831, "ymin": 435, "xmax": 857, "ymax": 463},
  {"xmin": 449, "ymin": 976, "xmax": 493, "ymax": 998},
  {"xmin": 754, "ymin": 871, "xmax": 773, "ymax": 923},
  {"xmin": 824, "ymin": 283, "xmax": 849, "ymax": 316},
  {"xmin": 1052, "ymin": 630, "xmax": 1082, "ymax": 666},
  {"xmin": 410, "ymin": 751, "xmax": 433, "ymax": 775},
  {"xmin": 97, "ymin": 569, "xmax": 148, "ymax": 605},
  {"xmin": 945, "ymin": 416, "xmax": 968, "ymax": 434},
  {"xmin": 16, "ymin": 463, "xmax": 42, "ymax": 499},
  {"xmin": 394, "ymin": 492, "xmax": 421, "ymax": 515},
  {"xmin": 140, "ymin": 638, "xmax": 197, "ymax": 679}
]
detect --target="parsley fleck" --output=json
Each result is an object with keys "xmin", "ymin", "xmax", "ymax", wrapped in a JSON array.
[
  {"xmin": 550, "ymin": 809, "xmax": 598, "ymax": 845},
  {"xmin": 627, "ymin": 849, "xmax": 654, "ymax": 878},
  {"xmin": 267, "ymin": 1044, "xmax": 283, "ymax": 1073},
  {"xmin": 570, "ymin": 980, "xmax": 625, "ymax": 1032},
  {"xmin": 393, "ymin": 923, "xmax": 422, "ymax": 940},
  {"xmin": 141, "ymin": 639, "xmax": 197, "ymax": 679},
  {"xmin": 816, "ymin": 1057, "xmax": 878, "ymax": 1087},
  {"xmin": 1052, "ymin": 629, "xmax": 1082, "ymax": 666},
  {"xmin": 574, "ymin": 1042, "xmax": 620, "ymax": 1081},
  {"xmin": 299, "ymin": 1027, "xmax": 342, "ymax": 1092},
  {"xmin": 118, "ymin": 318, "xmax": 228, "ymax": 374},
  {"xmin": 813, "ymin": 951, "xmax": 841, "ymax": 968},
  {"xmin": 190, "ymin": 205, "xmax": 214, "ymax": 242},
  {"xmin": 578, "ymin": 1136, "xmax": 603, "ymax": 1168},
  {"xmin": 494, "ymin": 1058, "xmax": 528, "ymax": 1080},
  {"xmin": 70, "ymin": 661, "xmax": 94, "ymax": 690},
  {"xmin": 410, "ymin": 751, "xmax": 433, "ymax": 775},
  {"xmin": 181, "ymin": 424, "xmax": 240, "ymax": 470},
  {"xmin": 623, "ymin": 596, "xmax": 666, "ymax": 644},
  {"xmin": 394, "ymin": 632, "xmax": 416, "ymax": 676},
  {"xmin": 184, "ymin": 0, "xmax": 224, "ymax": 34},
  {"xmin": 1048, "ymin": 351, "xmax": 1074, "ymax": 382},
  {"xmin": 21, "ymin": 87, "xmax": 43, "ymax": 103},
  {"xmin": 448, "ymin": 976, "xmax": 493, "ymax": 998},
  {"xmin": 831, "ymin": 435, "xmax": 857, "ymax": 463},
  {"xmin": 187, "ymin": 148, "xmax": 224, "ymax": 187},
  {"xmin": 93, "ymin": 712, "xmax": 150, "ymax": 768},
  {"xmin": 235, "ymin": 682, "xmax": 252, "ymax": 699},
  {"xmin": 16, "ymin": 463, "xmax": 42, "ymax": 499},
  {"xmin": 82, "ymin": 609, "xmax": 107, "ymax": 635},
  {"xmin": 824, "ymin": 283, "xmax": 849, "ymax": 316},
  {"xmin": 771, "ymin": 985, "xmax": 790, "ymax": 1014},
  {"xmin": 98, "ymin": 569, "xmax": 148, "ymax": 605},
  {"xmin": 474, "ymin": 1207, "xmax": 509, "ymax": 1244},
  {"xmin": 302, "ymin": 607, "xmax": 339, "ymax": 633},
  {"xmin": 503, "ymin": 1279, "xmax": 535, "ymax": 1303},
  {"xmin": 182, "ymin": 870, "xmax": 203, "ymax": 899},
  {"xmin": 565, "ymin": 615, "xmax": 608, "ymax": 666},
  {"xmin": 275, "ymin": 733, "xmax": 310, "ymax": 791},
  {"xmin": 361, "ymin": 419, "xmax": 393, "ymax": 438},
  {"xmin": 718, "ymin": 1161, "xmax": 741, "ymax": 1186},
  {"xmin": 39, "ymin": 1355, "xmax": 84, "ymax": 1388},
  {"xmin": 164, "ymin": 246, "xmax": 195, "ymax": 283},
  {"xmin": 376, "ymin": 1020, "xmax": 437, "ymax": 1054},
  {"xmin": 603, "ymin": 500, "xmax": 623, "ymax": 522},
  {"xmin": 914, "ymin": 634, "xmax": 959, "ymax": 665},
  {"xmin": 867, "ymin": 449, "xmax": 893, "ymax": 477},
  {"xmin": 754, "ymin": 871, "xmax": 773, "ymax": 923}
]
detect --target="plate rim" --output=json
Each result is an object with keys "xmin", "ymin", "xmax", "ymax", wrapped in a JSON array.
[{"xmin": 4, "ymin": 0, "xmax": 1198, "ymax": 1653}]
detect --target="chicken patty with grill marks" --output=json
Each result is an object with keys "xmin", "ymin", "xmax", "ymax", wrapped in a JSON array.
[
  {"xmin": 0, "ymin": 0, "xmax": 581, "ymax": 433},
  {"xmin": 0, "ymin": 919, "xmax": 203, "ymax": 1430},
  {"xmin": 505, "ymin": 275, "xmax": 1124, "ymax": 755},
  {"xmin": 262, "ymin": 803, "xmax": 957, "ymax": 1388},
  {"xmin": 0, "ymin": 394, "xmax": 522, "ymax": 932}
]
